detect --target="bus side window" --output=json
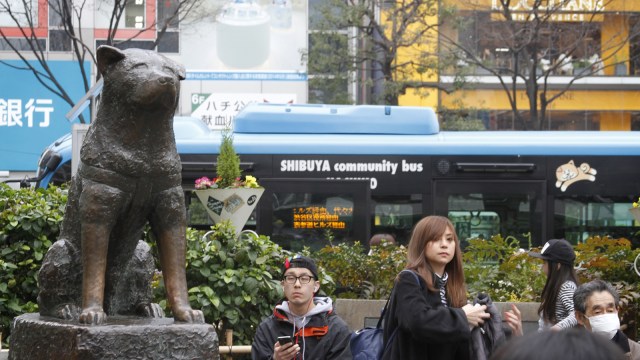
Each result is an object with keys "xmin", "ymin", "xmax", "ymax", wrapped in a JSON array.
[
  {"xmin": 555, "ymin": 196, "xmax": 640, "ymax": 247},
  {"xmin": 449, "ymin": 210, "xmax": 500, "ymax": 249},
  {"xmin": 372, "ymin": 195, "xmax": 422, "ymax": 245}
]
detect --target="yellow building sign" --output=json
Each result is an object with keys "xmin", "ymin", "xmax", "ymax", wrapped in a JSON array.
[
  {"xmin": 490, "ymin": 0, "xmax": 604, "ymax": 12},
  {"xmin": 448, "ymin": 0, "xmax": 640, "ymax": 12},
  {"xmin": 490, "ymin": 13, "xmax": 603, "ymax": 22}
]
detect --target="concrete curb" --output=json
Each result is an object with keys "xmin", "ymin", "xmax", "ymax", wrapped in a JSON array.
[{"xmin": 335, "ymin": 299, "xmax": 541, "ymax": 335}]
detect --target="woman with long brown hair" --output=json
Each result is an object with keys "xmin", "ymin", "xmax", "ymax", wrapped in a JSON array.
[{"xmin": 382, "ymin": 215, "xmax": 490, "ymax": 360}]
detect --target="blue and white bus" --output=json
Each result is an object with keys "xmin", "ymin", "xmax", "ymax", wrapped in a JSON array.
[{"xmin": 32, "ymin": 103, "xmax": 640, "ymax": 251}]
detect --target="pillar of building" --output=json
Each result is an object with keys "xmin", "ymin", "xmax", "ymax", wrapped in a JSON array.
[
  {"xmin": 599, "ymin": 111, "xmax": 631, "ymax": 130},
  {"xmin": 602, "ymin": 14, "xmax": 630, "ymax": 76}
]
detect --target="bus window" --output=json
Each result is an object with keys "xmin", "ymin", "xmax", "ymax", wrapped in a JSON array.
[
  {"xmin": 433, "ymin": 181, "xmax": 543, "ymax": 248},
  {"xmin": 257, "ymin": 179, "xmax": 370, "ymax": 252},
  {"xmin": 555, "ymin": 196, "xmax": 640, "ymax": 247},
  {"xmin": 268, "ymin": 192, "xmax": 356, "ymax": 252},
  {"xmin": 445, "ymin": 193, "xmax": 534, "ymax": 248},
  {"xmin": 448, "ymin": 210, "xmax": 500, "ymax": 246},
  {"xmin": 372, "ymin": 195, "xmax": 423, "ymax": 245}
]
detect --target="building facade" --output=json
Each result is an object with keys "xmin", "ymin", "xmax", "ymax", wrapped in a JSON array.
[
  {"xmin": 401, "ymin": 0, "xmax": 640, "ymax": 131},
  {"xmin": 0, "ymin": 0, "xmax": 309, "ymax": 175}
]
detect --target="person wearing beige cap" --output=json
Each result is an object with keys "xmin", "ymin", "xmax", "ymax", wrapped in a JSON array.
[{"xmin": 528, "ymin": 239, "xmax": 580, "ymax": 332}]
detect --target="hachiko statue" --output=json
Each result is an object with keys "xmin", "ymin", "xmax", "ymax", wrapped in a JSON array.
[{"xmin": 38, "ymin": 45, "xmax": 204, "ymax": 325}]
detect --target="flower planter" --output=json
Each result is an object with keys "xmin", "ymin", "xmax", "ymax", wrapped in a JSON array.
[
  {"xmin": 195, "ymin": 188, "xmax": 264, "ymax": 235},
  {"xmin": 630, "ymin": 207, "xmax": 640, "ymax": 223}
]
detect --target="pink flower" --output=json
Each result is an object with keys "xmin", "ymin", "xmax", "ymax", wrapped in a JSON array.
[{"xmin": 195, "ymin": 176, "xmax": 214, "ymax": 189}]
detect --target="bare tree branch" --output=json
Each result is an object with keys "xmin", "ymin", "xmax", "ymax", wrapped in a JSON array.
[
  {"xmin": 1, "ymin": 0, "xmax": 207, "ymax": 124},
  {"xmin": 440, "ymin": 0, "xmax": 639, "ymax": 129}
]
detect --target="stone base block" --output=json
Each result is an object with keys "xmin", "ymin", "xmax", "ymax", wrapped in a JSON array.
[{"xmin": 9, "ymin": 313, "xmax": 218, "ymax": 360}]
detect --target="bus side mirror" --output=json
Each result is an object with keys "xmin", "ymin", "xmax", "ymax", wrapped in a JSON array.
[{"xmin": 43, "ymin": 153, "xmax": 62, "ymax": 173}]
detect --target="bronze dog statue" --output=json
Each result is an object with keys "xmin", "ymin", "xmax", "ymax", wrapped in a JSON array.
[{"xmin": 38, "ymin": 45, "xmax": 204, "ymax": 325}]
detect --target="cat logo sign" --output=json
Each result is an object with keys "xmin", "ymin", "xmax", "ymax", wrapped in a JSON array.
[{"xmin": 555, "ymin": 160, "xmax": 597, "ymax": 192}]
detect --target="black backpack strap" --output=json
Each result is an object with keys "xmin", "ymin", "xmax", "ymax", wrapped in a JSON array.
[
  {"xmin": 378, "ymin": 270, "xmax": 423, "ymax": 357},
  {"xmin": 375, "ymin": 269, "xmax": 422, "ymax": 328}
]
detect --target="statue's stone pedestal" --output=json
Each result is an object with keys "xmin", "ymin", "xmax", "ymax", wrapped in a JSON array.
[{"xmin": 9, "ymin": 313, "xmax": 219, "ymax": 360}]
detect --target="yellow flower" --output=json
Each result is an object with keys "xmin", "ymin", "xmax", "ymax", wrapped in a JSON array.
[{"xmin": 243, "ymin": 175, "xmax": 260, "ymax": 188}]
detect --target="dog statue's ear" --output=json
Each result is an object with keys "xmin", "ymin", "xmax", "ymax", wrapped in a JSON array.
[
  {"xmin": 175, "ymin": 62, "xmax": 186, "ymax": 81},
  {"xmin": 97, "ymin": 45, "xmax": 126, "ymax": 76}
]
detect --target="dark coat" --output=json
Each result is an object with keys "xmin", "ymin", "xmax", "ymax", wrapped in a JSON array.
[
  {"xmin": 469, "ymin": 293, "xmax": 506, "ymax": 360},
  {"xmin": 613, "ymin": 330, "xmax": 640, "ymax": 360},
  {"xmin": 251, "ymin": 299, "xmax": 352, "ymax": 360},
  {"xmin": 382, "ymin": 270, "xmax": 471, "ymax": 360}
]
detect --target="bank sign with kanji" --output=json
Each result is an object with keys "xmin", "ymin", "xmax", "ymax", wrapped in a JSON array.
[{"xmin": 0, "ymin": 60, "xmax": 89, "ymax": 170}]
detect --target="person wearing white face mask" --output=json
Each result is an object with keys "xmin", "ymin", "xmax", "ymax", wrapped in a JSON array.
[{"xmin": 573, "ymin": 279, "xmax": 640, "ymax": 360}]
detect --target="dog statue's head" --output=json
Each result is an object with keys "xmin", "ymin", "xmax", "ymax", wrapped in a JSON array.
[{"xmin": 96, "ymin": 45, "xmax": 186, "ymax": 111}]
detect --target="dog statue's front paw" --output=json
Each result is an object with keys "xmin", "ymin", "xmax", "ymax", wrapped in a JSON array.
[
  {"xmin": 79, "ymin": 307, "xmax": 107, "ymax": 325},
  {"xmin": 173, "ymin": 306, "xmax": 205, "ymax": 324},
  {"xmin": 137, "ymin": 302, "xmax": 165, "ymax": 318}
]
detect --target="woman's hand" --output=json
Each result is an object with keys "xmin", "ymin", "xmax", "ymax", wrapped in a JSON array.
[
  {"xmin": 273, "ymin": 341, "xmax": 300, "ymax": 360},
  {"xmin": 503, "ymin": 303, "xmax": 523, "ymax": 336},
  {"xmin": 462, "ymin": 304, "xmax": 490, "ymax": 328}
]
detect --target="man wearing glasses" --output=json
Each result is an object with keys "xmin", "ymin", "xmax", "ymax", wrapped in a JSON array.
[{"xmin": 252, "ymin": 255, "xmax": 352, "ymax": 360}]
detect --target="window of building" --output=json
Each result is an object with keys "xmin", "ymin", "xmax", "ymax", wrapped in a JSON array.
[
  {"xmin": 96, "ymin": 39, "xmax": 155, "ymax": 50},
  {"xmin": 95, "ymin": 0, "xmax": 145, "ymax": 29},
  {"xmin": 490, "ymin": 110, "xmax": 600, "ymax": 131},
  {"xmin": 125, "ymin": 0, "xmax": 145, "ymax": 29},
  {"xmin": 157, "ymin": 0, "xmax": 180, "ymax": 30},
  {"xmin": 156, "ymin": 0, "xmax": 180, "ymax": 53},
  {"xmin": 0, "ymin": 0, "xmax": 36, "ymax": 27},
  {"xmin": 443, "ymin": 11, "xmax": 603, "ymax": 77},
  {"xmin": 0, "ymin": 38, "xmax": 46, "ymax": 51},
  {"xmin": 157, "ymin": 31, "xmax": 179, "ymax": 53},
  {"xmin": 48, "ymin": 0, "xmax": 65, "ymax": 27},
  {"xmin": 631, "ymin": 112, "xmax": 640, "ymax": 130},
  {"xmin": 49, "ymin": 30, "xmax": 72, "ymax": 52}
]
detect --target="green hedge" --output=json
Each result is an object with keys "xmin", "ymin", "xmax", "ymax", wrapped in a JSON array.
[
  {"xmin": 2, "ymin": 184, "xmax": 640, "ymax": 346},
  {"xmin": 0, "ymin": 184, "xmax": 66, "ymax": 345},
  {"xmin": 181, "ymin": 223, "xmax": 287, "ymax": 344}
]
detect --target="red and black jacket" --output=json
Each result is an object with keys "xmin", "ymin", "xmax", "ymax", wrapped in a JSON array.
[{"xmin": 251, "ymin": 299, "xmax": 352, "ymax": 360}]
